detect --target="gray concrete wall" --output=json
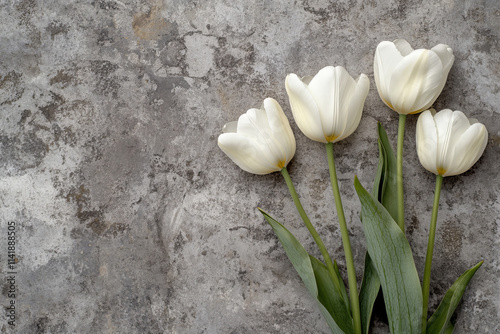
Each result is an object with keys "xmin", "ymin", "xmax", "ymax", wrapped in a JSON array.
[{"xmin": 0, "ymin": 0, "xmax": 499, "ymax": 333}]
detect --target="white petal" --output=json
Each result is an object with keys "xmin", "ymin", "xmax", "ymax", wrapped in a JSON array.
[
  {"xmin": 434, "ymin": 110, "xmax": 471, "ymax": 173},
  {"xmin": 307, "ymin": 66, "xmax": 337, "ymax": 138},
  {"xmin": 263, "ymin": 98, "xmax": 296, "ymax": 166},
  {"xmin": 236, "ymin": 108, "xmax": 265, "ymax": 136},
  {"xmin": 445, "ymin": 123, "xmax": 488, "ymax": 176},
  {"xmin": 427, "ymin": 44, "xmax": 455, "ymax": 108},
  {"xmin": 432, "ymin": 109, "xmax": 454, "ymax": 173},
  {"xmin": 389, "ymin": 49, "xmax": 444, "ymax": 114},
  {"xmin": 329, "ymin": 67, "xmax": 357, "ymax": 141},
  {"xmin": 431, "ymin": 44, "xmax": 454, "ymax": 74},
  {"xmin": 393, "ymin": 39, "xmax": 414, "ymax": 56},
  {"xmin": 416, "ymin": 110, "xmax": 439, "ymax": 174},
  {"xmin": 218, "ymin": 133, "xmax": 279, "ymax": 174},
  {"xmin": 285, "ymin": 73, "xmax": 326, "ymax": 142},
  {"xmin": 374, "ymin": 41, "xmax": 404, "ymax": 110},
  {"xmin": 307, "ymin": 66, "xmax": 357, "ymax": 141},
  {"xmin": 337, "ymin": 73, "xmax": 370, "ymax": 142}
]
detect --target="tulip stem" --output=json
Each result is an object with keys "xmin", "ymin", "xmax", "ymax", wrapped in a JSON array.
[
  {"xmin": 397, "ymin": 114, "xmax": 407, "ymax": 231},
  {"xmin": 326, "ymin": 143, "xmax": 361, "ymax": 334},
  {"xmin": 280, "ymin": 167, "xmax": 342, "ymax": 291},
  {"xmin": 421, "ymin": 174, "xmax": 443, "ymax": 332}
]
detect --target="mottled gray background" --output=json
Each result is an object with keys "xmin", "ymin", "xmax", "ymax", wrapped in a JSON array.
[{"xmin": 0, "ymin": 0, "xmax": 499, "ymax": 333}]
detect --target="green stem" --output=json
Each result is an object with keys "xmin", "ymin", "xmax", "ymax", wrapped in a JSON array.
[
  {"xmin": 326, "ymin": 142, "xmax": 361, "ymax": 334},
  {"xmin": 280, "ymin": 167, "xmax": 341, "ymax": 290},
  {"xmin": 397, "ymin": 114, "xmax": 407, "ymax": 231},
  {"xmin": 421, "ymin": 174, "xmax": 443, "ymax": 333}
]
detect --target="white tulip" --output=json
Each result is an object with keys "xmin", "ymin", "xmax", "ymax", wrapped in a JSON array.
[
  {"xmin": 374, "ymin": 39, "xmax": 454, "ymax": 115},
  {"xmin": 285, "ymin": 66, "xmax": 370, "ymax": 143},
  {"xmin": 218, "ymin": 98, "xmax": 296, "ymax": 175},
  {"xmin": 416, "ymin": 109, "xmax": 488, "ymax": 177}
]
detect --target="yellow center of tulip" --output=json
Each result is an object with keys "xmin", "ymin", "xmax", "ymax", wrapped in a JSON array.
[
  {"xmin": 437, "ymin": 167, "xmax": 446, "ymax": 175},
  {"xmin": 277, "ymin": 160, "xmax": 286, "ymax": 168},
  {"xmin": 325, "ymin": 134, "xmax": 339, "ymax": 142}
]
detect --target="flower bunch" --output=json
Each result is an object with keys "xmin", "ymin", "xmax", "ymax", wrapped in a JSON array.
[{"xmin": 218, "ymin": 39, "xmax": 488, "ymax": 334}]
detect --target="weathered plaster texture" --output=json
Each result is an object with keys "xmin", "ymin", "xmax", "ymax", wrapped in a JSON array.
[{"xmin": 0, "ymin": 0, "xmax": 499, "ymax": 333}]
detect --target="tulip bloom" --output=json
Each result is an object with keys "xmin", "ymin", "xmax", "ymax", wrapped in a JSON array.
[
  {"xmin": 374, "ymin": 39, "xmax": 454, "ymax": 115},
  {"xmin": 418, "ymin": 109, "xmax": 487, "ymax": 328},
  {"xmin": 416, "ymin": 109, "xmax": 488, "ymax": 177},
  {"xmin": 286, "ymin": 65, "xmax": 369, "ymax": 334},
  {"xmin": 218, "ymin": 97, "xmax": 296, "ymax": 175},
  {"xmin": 285, "ymin": 66, "xmax": 370, "ymax": 143}
]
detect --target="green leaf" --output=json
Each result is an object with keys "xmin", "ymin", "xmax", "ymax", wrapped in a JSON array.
[
  {"xmin": 260, "ymin": 209, "xmax": 353, "ymax": 334},
  {"xmin": 334, "ymin": 260, "xmax": 351, "ymax": 315},
  {"xmin": 360, "ymin": 122, "xmax": 397, "ymax": 333},
  {"xmin": 359, "ymin": 253, "xmax": 380, "ymax": 334},
  {"xmin": 442, "ymin": 322, "xmax": 454, "ymax": 334},
  {"xmin": 310, "ymin": 255, "xmax": 354, "ymax": 333},
  {"xmin": 427, "ymin": 261, "xmax": 483, "ymax": 334},
  {"xmin": 376, "ymin": 122, "xmax": 398, "ymax": 221},
  {"xmin": 354, "ymin": 177, "xmax": 422, "ymax": 334}
]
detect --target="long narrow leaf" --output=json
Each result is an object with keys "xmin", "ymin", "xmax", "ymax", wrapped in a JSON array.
[
  {"xmin": 260, "ymin": 209, "xmax": 353, "ymax": 334},
  {"xmin": 354, "ymin": 177, "xmax": 422, "ymax": 334},
  {"xmin": 310, "ymin": 255, "xmax": 355, "ymax": 333},
  {"xmin": 426, "ymin": 261, "xmax": 483, "ymax": 334},
  {"xmin": 371, "ymin": 130, "xmax": 386, "ymax": 201},
  {"xmin": 360, "ymin": 122, "xmax": 398, "ymax": 333},
  {"xmin": 376, "ymin": 122, "xmax": 398, "ymax": 221},
  {"xmin": 334, "ymin": 260, "xmax": 351, "ymax": 315},
  {"xmin": 360, "ymin": 253, "xmax": 380, "ymax": 334},
  {"xmin": 442, "ymin": 322, "xmax": 454, "ymax": 334}
]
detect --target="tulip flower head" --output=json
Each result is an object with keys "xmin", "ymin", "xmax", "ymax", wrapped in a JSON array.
[
  {"xmin": 416, "ymin": 109, "xmax": 488, "ymax": 177},
  {"xmin": 218, "ymin": 98, "xmax": 296, "ymax": 175},
  {"xmin": 374, "ymin": 39, "xmax": 454, "ymax": 115},
  {"xmin": 285, "ymin": 66, "xmax": 370, "ymax": 143}
]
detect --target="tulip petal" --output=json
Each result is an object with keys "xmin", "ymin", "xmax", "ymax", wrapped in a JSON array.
[
  {"xmin": 263, "ymin": 98, "xmax": 296, "ymax": 166},
  {"xmin": 416, "ymin": 110, "xmax": 439, "ymax": 174},
  {"xmin": 446, "ymin": 123, "xmax": 488, "ymax": 176},
  {"xmin": 329, "ymin": 67, "xmax": 357, "ymax": 141},
  {"xmin": 307, "ymin": 66, "xmax": 338, "ymax": 139},
  {"xmin": 434, "ymin": 110, "xmax": 470, "ymax": 174},
  {"xmin": 389, "ymin": 49, "xmax": 444, "ymax": 114},
  {"xmin": 236, "ymin": 108, "xmax": 266, "ymax": 136},
  {"xmin": 338, "ymin": 73, "xmax": 370, "ymax": 142},
  {"xmin": 431, "ymin": 44, "xmax": 454, "ymax": 74},
  {"xmin": 393, "ymin": 39, "xmax": 414, "ymax": 56},
  {"xmin": 374, "ymin": 41, "xmax": 404, "ymax": 110},
  {"xmin": 218, "ymin": 133, "xmax": 279, "ymax": 174},
  {"xmin": 430, "ymin": 44, "xmax": 455, "ymax": 108},
  {"xmin": 307, "ymin": 66, "xmax": 357, "ymax": 141},
  {"xmin": 286, "ymin": 73, "xmax": 326, "ymax": 142}
]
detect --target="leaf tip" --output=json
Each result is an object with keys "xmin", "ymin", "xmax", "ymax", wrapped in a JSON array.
[
  {"xmin": 354, "ymin": 175, "xmax": 366, "ymax": 195},
  {"xmin": 257, "ymin": 207, "xmax": 269, "ymax": 217}
]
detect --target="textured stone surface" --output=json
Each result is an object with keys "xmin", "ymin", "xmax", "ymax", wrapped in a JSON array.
[{"xmin": 0, "ymin": 0, "xmax": 499, "ymax": 333}]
